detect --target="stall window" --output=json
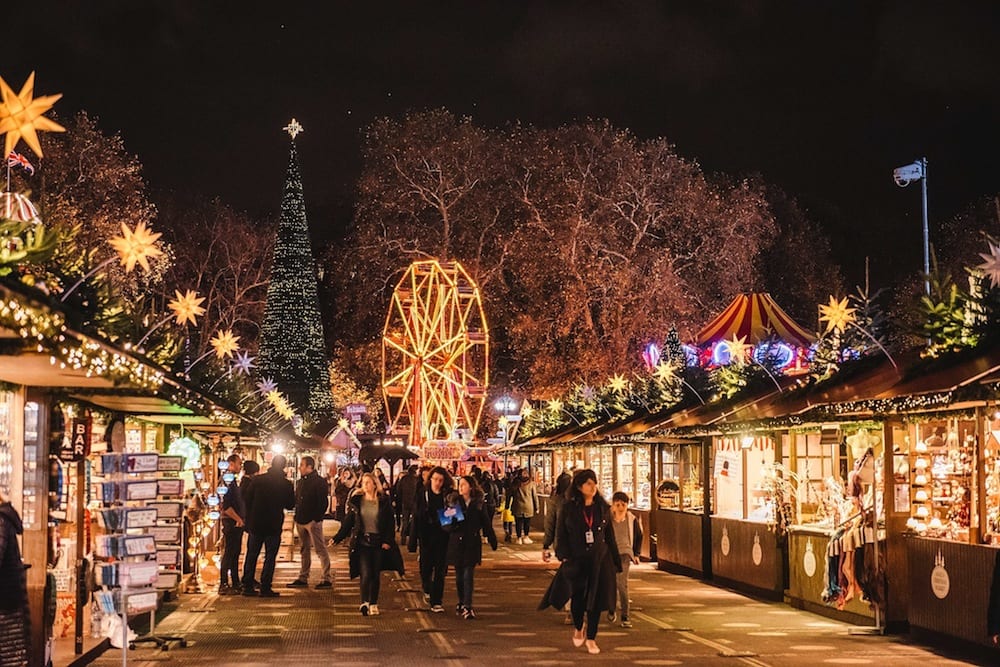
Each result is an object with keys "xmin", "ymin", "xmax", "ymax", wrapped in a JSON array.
[
  {"xmin": 985, "ymin": 416, "xmax": 1000, "ymax": 544},
  {"xmin": 635, "ymin": 446, "xmax": 651, "ymax": 509},
  {"xmin": 907, "ymin": 418, "xmax": 975, "ymax": 542},
  {"xmin": 712, "ymin": 436, "xmax": 776, "ymax": 521},
  {"xmin": 791, "ymin": 432, "xmax": 836, "ymax": 524},
  {"xmin": 0, "ymin": 392, "xmax": 14, "ymax": 502},
  {"xmin": 616, "ymin": 447, "xmax": 635, "ymax": 501}
]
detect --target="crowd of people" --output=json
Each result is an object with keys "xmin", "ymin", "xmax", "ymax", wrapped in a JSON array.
[{"xmin": 214, "ymin": 455, "xmax": 640, "ymax": 655}]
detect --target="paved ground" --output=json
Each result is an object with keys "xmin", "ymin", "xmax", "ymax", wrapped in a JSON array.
[{"xmin": 89, "ymin": 520, "xmax": 997, "ymax": 667}]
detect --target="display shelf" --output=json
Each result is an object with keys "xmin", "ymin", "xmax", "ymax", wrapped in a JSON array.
[{"xmin": 907, "ymin": 419, "xmax": 975, "ymax": 541}]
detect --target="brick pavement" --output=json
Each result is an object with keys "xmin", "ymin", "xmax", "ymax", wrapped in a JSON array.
[{"xmin": 85, "ymin": 519, "xmax": 996, "ymax": 667}]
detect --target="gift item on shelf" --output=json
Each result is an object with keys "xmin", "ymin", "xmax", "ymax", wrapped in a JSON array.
[{"xmin": 907, "ymin": 418, "xmax": 976, "ymax": 542}]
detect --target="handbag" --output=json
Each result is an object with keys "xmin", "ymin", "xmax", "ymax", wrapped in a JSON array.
[{"xmin": 501, "ymin": 507, "xmax": 515, "ymax": 523}]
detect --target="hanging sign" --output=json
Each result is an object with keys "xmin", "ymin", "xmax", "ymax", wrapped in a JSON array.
[
  {"xmin": 751, "ymin": 532, "xmax": 763, "ymax": 566},
  {"xmin": 930, "ymin": 549, "xmax": 950, "ymax": 599},
  {"xmin": 803, "ymin": 539, "xmax": 817, "ymax": 578},
  {"xmin": 720, "ymin": 526, "xmax": 731, "ymax": 556},
  {"xmin": 60, "ymin": 417, "xmax": 92, "ymax": 462}
]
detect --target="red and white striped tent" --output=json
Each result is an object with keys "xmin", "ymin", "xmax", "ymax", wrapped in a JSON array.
[{"xmin": 695, "ymin": 293, "xmax": 815, "ymax": 347}]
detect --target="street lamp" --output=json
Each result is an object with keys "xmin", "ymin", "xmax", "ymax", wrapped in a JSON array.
[{"xmin": 493, "ymin": 394, "xmax": 521, "ymax": 473}]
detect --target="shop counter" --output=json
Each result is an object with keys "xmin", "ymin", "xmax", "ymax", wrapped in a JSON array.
[
  {"xmin": 786, "ymin": 525, "xmax": 876, "ymax": 625},
  {"xmin": 655, "ymin": 508, "xmax": 706, "ymax": 576},
  {"xmin": 907, "ymin": 536, "xmax": 1000, "ymax": 649},
  {"xmin": 710, "ymin": 516, "xmax": 784, "ymax": 599}
]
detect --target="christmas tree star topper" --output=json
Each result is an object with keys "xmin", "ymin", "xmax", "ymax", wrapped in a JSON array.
[
  {"xmin": 283, "ymin": 118, "xmax": 303, "ymax": 139},
  {"xmin": 0, "ymin": 72, "xmax": 65, "ymax": 158},
  {"xmin": 109, "ymin": 221, "xmax": 164, "ymax": 273}
]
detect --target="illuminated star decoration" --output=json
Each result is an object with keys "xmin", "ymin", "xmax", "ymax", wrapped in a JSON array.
[
  {"xmin": 256, "ymin": 377, "xmax": 277, "ymax": 395},
  {"xmin": 168, "ymin": 289, "xmax": 206, "ymax": 326},
  {"xmin": 977, "ymin": 241, "xmax": 1000, "ymax": 289},
  {"xmin": 283, "ymin": 118, "xmax": 303, "ymax": 140},
  {"xmin": 210, "ymin": 329, "xmax": 240, "ymax": 359},
  {"xmin": 108, "ymin": 221, "xmax": 163, "ymax": 273},
  {"xmin": 547, "ymin": 398, "xmax": 564, "ymax": 413},
  {"xmin": 521, "ymin": 405, "xmax": 534, "ymax": 419},
  {"xmin": 580, "ymin": 384, "xmax": 596, "ymax": 402},
  {"xmin": 725, "ymin": 335, "xmax": 751, "ymax": 363},
  {"xmin": 608, "ymin": 373, "xmax": 629, "ymax": 393},
  {"xmin": 0, "ymin": 72, "xmax": 66, "ymax": 158},
  {"xmin": 232, "ymin": 351, "xmax": 256, "ymax": 376},
  {"xmin": 654, "ymin": 361, "xmax": 677, "ymax": 383},
  {"xmin": 818, "ymin": 296, "xmax": 857, "ymax": 334}
]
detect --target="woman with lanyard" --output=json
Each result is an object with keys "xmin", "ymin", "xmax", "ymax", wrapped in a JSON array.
[
  {"xmin": 332, "ymin": 472, "xmax": 405, "ymax": 616},
  {"xmin": 539, "ymin": 469, "xmax": 621, "ymax": 655}
]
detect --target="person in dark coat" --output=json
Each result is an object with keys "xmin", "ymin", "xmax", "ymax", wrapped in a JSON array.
[
  {"xmin": 289, "ymin": 456, "xmax": 332, "ymax": 588},
  {"xmin": 0, "ymin": 491, "xmax": 29, "ymax": 667},
  {"xmin": 445, "ymin": 475, "xmax": 498, "ymax": 619},
  {"xmin": 333, "ymin": 468, "xmax": 356, "ymax": 521},
  {"xmin": 407, "ymin": 466, "xmax": 453, "ymax": 612},
  {"xmin": 218, "ymin": 454, "xmax": 245, "ymax": 595},
  {"xmin": 539, "ymin": 468, "xmax": 621, "ymax": 656},
  {"xmin": 394, "ymin": 464, "xmax": 421, "ymax": 540},
  {"xmin": 332, "ymin": 473, "xmax": 405, "ymax": 616},
  {"xmin": 242, "ymin": 455, "xmax": 295, "ymax": 597}
]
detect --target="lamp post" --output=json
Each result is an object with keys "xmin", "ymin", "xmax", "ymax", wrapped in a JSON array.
[
  {"xmin": 494, "ymin": 395, "xmax": 519, "ymax": 474},
  {"xmin": 893, "ymin": 157, "xmax": 930, "ymax": 295}
]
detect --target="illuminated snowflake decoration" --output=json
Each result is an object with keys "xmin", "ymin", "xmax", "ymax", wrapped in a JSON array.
[
  {"xmin": 977, "ymin": 241, "xmax": 1000, "ymax": 289},
  {"xmin": 580, "ymin": 384, "xmax": 596, "ymax": 402}
]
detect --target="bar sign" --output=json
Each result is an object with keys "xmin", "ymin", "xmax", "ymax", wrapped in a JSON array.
[{"xmin": 61, "ymin": 417, "xmax": 92, "ymax": 462}]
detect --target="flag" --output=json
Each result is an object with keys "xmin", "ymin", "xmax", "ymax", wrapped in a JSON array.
[{"xmin": 6, "ymin": 151, "xmax": 34, "ymax": 176}]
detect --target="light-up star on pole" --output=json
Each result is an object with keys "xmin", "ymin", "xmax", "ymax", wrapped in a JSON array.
[
  {"xmin": 168, "ymin": 290, "xmax": 206, "ymax": 326},
  {"xmin": 0, "ymin": 72, "xmax": 66, "ymax": 158},
  {"xmin": 109, "ymin": 221, "xmax": 163, "ymax": 273},
  {"xmin": 726, "ymin": 335, "xmax": 751, "ymax": 363},
  {"xmin": 210, "ymin": 329, "xmax": 241, "ymax": 359},
  {"xmin": 283, "ymin": 118, "xmax": 303, "ymax": 140},
  {"xmin": 654, "ymin": 361, "xmax": 677, "ymax": 383},
  {"xmin": 608, "ymin": 374, "xmax": 630, "ymax": 394},
  {"xmin": 257, "ymin": 377, "xmax": 277, "ymax": 395},
  {"xmin": 233, "ymin": 351, "xmax": 256, "ymax": 376},
  {"xmin": 977, "ymin": 241, "xmax": 1000, "ymax": 289},
  {"xmin": 818, "ymin": 296, "xmax": 857, "ymax": 334}
]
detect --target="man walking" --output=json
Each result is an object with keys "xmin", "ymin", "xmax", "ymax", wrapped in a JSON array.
[
  {"xmin": 289, "ymin": 456, "xmax": 332, "ymax": 589},
  {"xmin": 394, "ymin": 464, "xmax": 420, "ymax": 540},
  {"xmin": 242, "ymin": 455, "xmax": 295, "ymax": 597},
  {"xmin": 408, "ymin": 466, "xmax": 453, "ymax": 613},
  {"xmin": 218, "ymin": 453, "xmax": 245, "ymax": 595}
]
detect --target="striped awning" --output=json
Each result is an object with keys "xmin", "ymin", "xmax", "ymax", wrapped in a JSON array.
[
  {"xmin": 695, "ymin": 293, "xmax": 815, "ymax": 347},
  {"xmin": 0, "ymin": 192, "xmax": 40, "ymax": 223}
]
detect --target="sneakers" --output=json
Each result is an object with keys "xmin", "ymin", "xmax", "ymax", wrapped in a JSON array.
[
  {"xmin": 522, "ymin": 536, "xmax": 533, "ymax": 545},
  {"xmin": 516, "ymin": 537, "xmax": 524, "ymax": 545},
  {"xmin": 430, "ymin": 604, "xmax": 445, "ymax": 613},
  {"xmin": 504, "ymin": 534, "xmax": 512, "ymax": 543},
  {"xmin": 315, "ymin": 581, "xmax": 332, "ymax": 589},
  {"xmin": 423, "ymin": 593, "xmax": 431, "ymax": 604},
  {"xmin": 360, "ymin": 602, "xmax": 370, "ymax": 616},
  {"xmin": 456, "ymin": 603, "xmax": 465, "ymax": 615},
  {"xmin": 288, "ymin": 579, "xmax": 308, "ymax": 588},
  {"xmin": 369, "ymin": 604, "xmax": 380, "ymax": 616},
  {"xmin": 259, "ymin": 589, "xmax": 280, "ymax": 598},
  {"xmin": 218, "ymin": 584, "xmax": 238, "ymax": 596},
  {"xmin": 621, "ymin": 616, "xmax": 633, "ymax": 628},
  {"xmin": 462, "ymin": 607, "xmax": 477, "ymax": 620},
  {"xmin": 242, "ymin": 588, "xmax": 258, "ymax": 597}
]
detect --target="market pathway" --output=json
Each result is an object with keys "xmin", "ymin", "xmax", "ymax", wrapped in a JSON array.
[{"xmin": 89, "ymin": 521, "xmax": 994, "ymax": 667}]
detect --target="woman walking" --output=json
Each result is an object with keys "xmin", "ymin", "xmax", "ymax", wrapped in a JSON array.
[
  {"xmin": 332, "ymin": 473, "xmax": 405, "ymax": 616},
  {"xmin": 539, "ymin": 469, "xmax": 621, "ymax": 655},
  {"xmin": 509, "ymin": 470, "xmax": 538, "ymax": 544},
  {"xmin": 445, "ymin": 475, "xmax": 498, "ymax": 619}
]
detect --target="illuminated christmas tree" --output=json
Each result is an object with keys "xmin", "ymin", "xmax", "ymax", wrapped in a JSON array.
[{"xmin": 257, "ymin": 120, "xmax": 334, "ymax": 419}]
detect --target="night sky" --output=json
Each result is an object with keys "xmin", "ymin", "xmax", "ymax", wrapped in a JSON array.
[{"xmin": 7, "ymin": 2, "xmax": 1000, "ymax": 288}]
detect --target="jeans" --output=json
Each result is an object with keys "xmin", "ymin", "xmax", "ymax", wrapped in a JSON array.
[
  {"xmin": 242, "ymin": 532, "xmax": 280, "ymax": 591},
  {"xmin": 614, "ymin": 556, "xmax": 632, "ymax": 617},
  {"xmin": 456, "ymin": 565, "xmax": 477, "ymax": 609},
  {"xmin": 296, "ymin": 521, "xmax": 331, "ymax": 582},
  {"xmin": 357, "ymin": 544, "xmax": 384, "ymax": 604},
  {"xmin": 515, "ymin": 516, "xmax": 531, "ymax": 538},
  {"xmin": 419, "ymin": 534, "xmax": 448, "ymax": 606},
  {"xmin": 220, "ymin": 525, "xmax": 243, "ymax": 587}
]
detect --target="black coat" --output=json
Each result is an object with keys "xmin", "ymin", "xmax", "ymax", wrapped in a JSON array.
[
  {"xmin": 444, "ymin": 494, "xmax": 497, "ymax": 567},
  {"xmin": 540, "ymin": 497, "xmax": 621, "ymax": 614},
  {"xmin": 294, "ymin": 471, "xmax": 330, "ymax": 524},
  {"xmin": 0, "ymin": 502, "xmax": 27, "ymax": 611},
  {"xmin": 333, "ymin": 493, "xmax": 405, "ymax": 579},
  {"xmin": 407, "ymin": 487, "xmax": 449, "ymax": 552},
  {"xmin": 244, "ymin": 468, "xmax": 295, "ymax": 536}
]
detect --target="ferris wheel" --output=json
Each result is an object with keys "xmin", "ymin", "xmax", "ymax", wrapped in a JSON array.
[{"xmin": 382, "ymin": 259, "xmax": 489, "ymax": 448}]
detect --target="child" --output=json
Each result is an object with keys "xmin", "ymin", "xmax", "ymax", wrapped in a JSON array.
[{"xmin": 609, "ymin": 491, "xmax": 642, "ymax": 628}]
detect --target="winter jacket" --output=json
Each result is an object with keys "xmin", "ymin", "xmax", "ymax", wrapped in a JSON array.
[
  {"xmin": 0, "ymin": 502, "xmax": 27, "ymax": 611},
  {"xmin": 243, "ymin": 467, "xmax": 295, "ymax": 536},
  {"xmin": 407, "ymin": 487, "xmax": 449, "ymax": 552},
  {"xmin": 220, "ymin": 477, "xmax": 245, "ymax": 529},
  {"xmin": 332, "ymin": 493, "xmax": 405, "ymax": 579},
  {"xmin": 394, "ymin": 471, "xmax": 420, "ymax": 512},
  {"xmin": 509, "ymin": 480, "xmax": 538, "ymax": 518},
  {"xmin": 294, "ymin": 471, "xmax": 330, "ymax": 524},
  {"xmin": 444, "ymin": 493, "xmax": 497, "ymax": 567},
  {"xmin": 540, "ymin": 497, "xmax": 621, "ymax": 614},
  {"xmin": 612, "ymin": 511, "xmax": 643, "ymax": 558}
]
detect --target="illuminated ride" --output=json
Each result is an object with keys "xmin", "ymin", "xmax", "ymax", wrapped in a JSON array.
[
  {"xmin": 694, "ymin": 293, "xmax": 815, "ymax": 373},
  {"xmin": 382, "ymin": 259, "xmax": 489, "ymax": 449}
]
